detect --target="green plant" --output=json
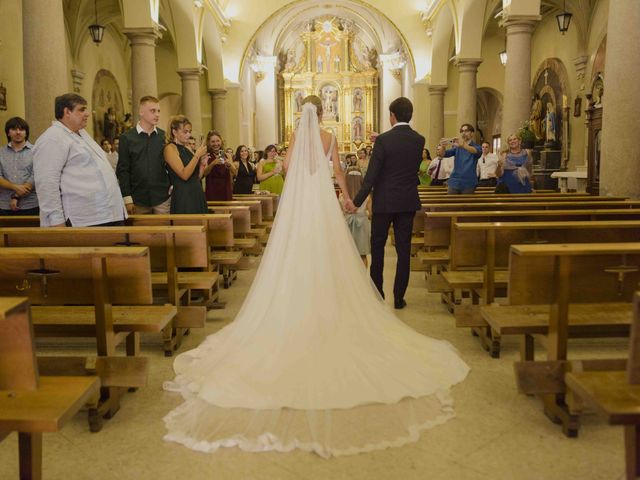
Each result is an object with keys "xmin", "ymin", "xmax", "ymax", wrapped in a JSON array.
[{"xmin": 517, "ymin": 121, "xmax": 536, "ymax": 143}]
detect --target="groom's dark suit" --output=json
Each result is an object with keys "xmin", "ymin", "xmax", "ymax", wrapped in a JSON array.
[{"xmin": 353, "ymin": 124, "xmax": 425, "ymax": 303}]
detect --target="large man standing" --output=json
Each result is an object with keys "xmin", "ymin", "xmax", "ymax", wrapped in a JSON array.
[
  {"xmin": 352, "ymin": 97, "xmax": 425, "ymax": 309},
  {"xmin": 117, "ymin": 96, "xmax": 170, "ymax": 214},
  {"xmin": 33, "ymin": 94, "xmax": 126, "ymax": 227},
  {"xmin": 0, "ymin": 117, "xmax": 38, "ymax": 216}
]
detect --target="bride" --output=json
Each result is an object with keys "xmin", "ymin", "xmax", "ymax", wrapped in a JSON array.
[{"xmin": 163, "ymin": 95, "xmax": 469, "ymax": 458}]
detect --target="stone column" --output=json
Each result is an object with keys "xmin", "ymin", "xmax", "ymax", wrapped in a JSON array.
[
  {"xmin": 454, "ymin": 58, "xmax": 482, "ymax": 129},
  {"xmin": 253, "ymin": 56, "xmax": 278, "ymax": 149},
  {"xmin": 428, "ymin": 85, "xmax": 447, "ymax": 144},
  {"xmin": 600, "ymin": 1, "xmax": 640, "ymax": 198},
  {"xmin": 500, "ymin": 16, "xmax": 538, "ymax": 137},
  {"xmin": 379, "ymin": 53, "xmax": 404, "ymax": 132},
  {"xmin": 124, "ymin": 28, "xmax": 161, "ymax": 121},
  {"xmin": 209, "ymin": 88, "xmax": 227, "ymax": 136},
  {"xmin": 23, "ymin": 0, "xmax": 69, "ymax": 138},
  {"xmin": 178, "ymin": 68, "xmax": 203, "ymax": 137}
]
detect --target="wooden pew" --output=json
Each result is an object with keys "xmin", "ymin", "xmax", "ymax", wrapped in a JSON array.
[
  {"xmin": 232, "ymin": 194, "xmax": 274, "ymax": 220},
  {"xmin": 0, "ymin": 225, "xmax": 210, "ymax": 354},
  {"xmin": 448, "ymin": 220, "xmax": 640, "ymax": 355},
  {"xmin": 565, "ymin": 292, "xmax": 640, "ymax": 480},
  {"xmin": 0, "ymin": 247, "xmax": 176, "ymax": 430},
  {"xmin": 127, "ymin": 213, "xmax": 248, "ymax": 288},
  {"xmin": 0, "ymin": 297, "xmax": 100, "ymax": 479},
  {"xmin": 206, "ymin": 202, "xmax": 262, "ymax": 255},
  {"xmin": 481, "ymin": 243, "xmax": 640, "ymax": 436}
]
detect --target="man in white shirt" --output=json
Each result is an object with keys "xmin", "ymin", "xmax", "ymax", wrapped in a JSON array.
[
  {"xmin": 427, "ymin": 144, "xmax": 453, "ymax": 186},
  {"xmin": 476, "ymin": 141, "xmax": 499, "ymax": 187},
  {"xmin": 33, "ymin": 93, "xmax": 127, "ymax": 227}
]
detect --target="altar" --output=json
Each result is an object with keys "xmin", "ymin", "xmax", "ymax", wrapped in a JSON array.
[
  {"xmin": 551, "ymin": 169, "xmax": 588, "ymax": 193},
  {"xmin": 278, "ymin": 17, "xmax": 379, "ymax": 153}
]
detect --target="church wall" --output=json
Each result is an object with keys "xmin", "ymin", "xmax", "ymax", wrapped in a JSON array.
[
  {"xmin": 76, "ymin": 30, "xmax": 130, "ymax": 139},
  {"xmin": 531, "ymin": 13, "xmax": 585, "ymax": 168},
  {"xmin": 225, "ymin": 82, "xmax": 242, "ymax": 149},
  {"xmin": 0, "ymin": 0, "xmax": 26, "ymax": 128}
]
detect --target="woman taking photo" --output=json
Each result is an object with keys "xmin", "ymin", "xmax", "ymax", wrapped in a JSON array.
[
  {"xmin": 256, "ymin": 144, "xmax": 284, "ymax": 195},
  {"xmin": 202, "ymin": 130, "xmax": 236, "ymax": 200},
  {"xmin": 233, "ymin": 144, "xmax": 256, "ymax": 194},
  {"xmin": 163, "ymin": 115, "xmax": 209, "ymax": 214}
]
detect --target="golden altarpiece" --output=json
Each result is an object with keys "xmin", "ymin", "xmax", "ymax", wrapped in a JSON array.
[{"xmin": 278, "ymin": 17, "xmax": 378, "ymax": 152}]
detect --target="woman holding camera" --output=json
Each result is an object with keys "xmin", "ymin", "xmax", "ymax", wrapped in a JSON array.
[{"xmin": 203, "ymin": 130, "xmax": 237, "ymax": 201}]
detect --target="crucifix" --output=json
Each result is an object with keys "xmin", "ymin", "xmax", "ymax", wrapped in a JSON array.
[{"xmin": 319, "ymin": 37, "xmax": 338, "ymax": 70}]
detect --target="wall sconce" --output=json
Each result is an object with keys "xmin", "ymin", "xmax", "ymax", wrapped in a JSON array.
[{"xmin": 499, "ymin": 50, "xmax": 508, "ymax": 66}]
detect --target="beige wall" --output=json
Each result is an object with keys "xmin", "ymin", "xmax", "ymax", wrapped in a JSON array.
[{"xmin": 0, "ymin": 0, "xmax": 26, "ymax": 130}]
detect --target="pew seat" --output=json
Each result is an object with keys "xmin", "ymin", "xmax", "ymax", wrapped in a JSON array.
[
  {"xmin": 442, "ymin": 269, "xmax": 509, "ymax": 290},
  {"xmin": 151, "ymin": 271, "xmax": 220, "ymax": 292},
  {"xmin": 480, "ymin": 303, "xmax": 631, "ymax": 360}
]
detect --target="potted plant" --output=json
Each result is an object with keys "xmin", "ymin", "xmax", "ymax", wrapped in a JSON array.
[{"xmin": 517, "ymin": 121, "xmax": 537, "ymax": 149}]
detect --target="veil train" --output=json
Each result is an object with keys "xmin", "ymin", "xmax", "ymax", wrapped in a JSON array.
[{"xmin": 163, "ymin": 103, "xmax": 469, "ymax": 457}]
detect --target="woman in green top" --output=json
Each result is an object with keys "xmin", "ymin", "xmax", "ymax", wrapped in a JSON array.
[
  {"xmin": 418, "ymin": 148, "xmax": 432, "ymax": 186},
  {"xmin": 163, "ymin": 115, "xmax": 208, "ymax": 214},
  {"xmin": 256, "ymin": 144, "xmax": 284, "ymax": 195}
]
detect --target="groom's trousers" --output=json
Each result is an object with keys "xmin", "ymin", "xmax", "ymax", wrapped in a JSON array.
[{"xmin": 370, "ymin": 211, "xmax": 414, "ymax": 301}]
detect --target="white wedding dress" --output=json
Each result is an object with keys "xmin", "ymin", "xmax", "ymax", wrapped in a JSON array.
[{"xmin": 163, "ymin": 104, "xmax": 469, "ymax": 458}]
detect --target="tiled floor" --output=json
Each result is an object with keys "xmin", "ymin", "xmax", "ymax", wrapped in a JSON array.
[{"xmin": 0, "ymin": 247, "xmax": 627, "ymax": 479}]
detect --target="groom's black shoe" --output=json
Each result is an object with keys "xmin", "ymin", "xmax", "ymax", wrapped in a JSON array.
[{"xmin": 394, "ymin": 299, "xmax": 407, "ymax": 310}]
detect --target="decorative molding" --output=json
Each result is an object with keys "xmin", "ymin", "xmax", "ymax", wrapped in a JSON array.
[{"xmin": 70, "ymin": 69, "xmax": 85, "ymax": 93}]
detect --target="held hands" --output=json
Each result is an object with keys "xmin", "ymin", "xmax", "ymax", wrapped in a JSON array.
[
  {"xmin": 343, "ymin": 198, "xmax": 357, "ymax": 213},
  {"xmin": 126, "ymin": 203, "xmax": 135, "ymax": 215},
  {"xmin": 13, "ymin": 183, "xmax": 31, "ymax": 197}
]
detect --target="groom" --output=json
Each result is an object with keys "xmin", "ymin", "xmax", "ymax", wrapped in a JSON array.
[{"xmin": 352, "ymin": 97, "xmax": 425, "ymax": 309}]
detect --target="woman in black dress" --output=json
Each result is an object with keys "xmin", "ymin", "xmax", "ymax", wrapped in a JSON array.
[
  {"xmin": 233, "ymin": 144, "xmax": 256, "ymax": 194},
  {"xmin": 163, "ymin": 115, "xmax": 209, "ymax": 214}
]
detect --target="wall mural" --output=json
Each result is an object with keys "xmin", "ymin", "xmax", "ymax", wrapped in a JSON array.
[{"xmin": 278, "ymin": 16, "xmax": 378, "ymax": 152}]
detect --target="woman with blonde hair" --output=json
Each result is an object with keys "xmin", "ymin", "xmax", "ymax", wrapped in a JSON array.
[
  {"xmin": 495, "ymin": 133, "xmax": 533, "ymax": 193},
  {"xmin": 163, "ymin": 115, "xmax": 209, "ymax": 213},
  {"xmin": 164, "ymin": 94, "xmax": 468, "ymax": 458}
]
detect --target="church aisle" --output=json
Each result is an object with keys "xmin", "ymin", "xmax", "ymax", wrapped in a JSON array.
[{"xmin": 0, "ymin": 246, "xmax": 626, "ymax": 479}]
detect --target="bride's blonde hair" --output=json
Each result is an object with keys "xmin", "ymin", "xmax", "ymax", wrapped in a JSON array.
[{"xmin": 302, "ymin": 95, "xmax": 322, "ymax": 117}]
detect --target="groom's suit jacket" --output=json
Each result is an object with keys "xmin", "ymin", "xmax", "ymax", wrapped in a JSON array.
[{"xmin": 353, "ymin": 124, "xmax": 425, "ymax": 213}]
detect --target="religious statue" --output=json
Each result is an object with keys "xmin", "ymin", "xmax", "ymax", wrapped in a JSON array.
[
  {"xmin": 334, "ymin": 55, "xmax": 341, "ymax": 73},
  {"xmin": 353, "ymin": 89, "xmax": 363, "ymax": 112},
  {"xmin": 284, "ymin": 49, "xmax": 296, "ymax": 72},
  {"xmin": 529, "ymin": 95, "xmax": 543, "ymax": 140},
  {"xmin": 0, "ymin": 82, "xmax": 6, "ymax": 111},
  {"xmin": 545, "ymin": 102, "xmax": 557, "ymax": 143},
  {"xmin": 352, "ymin": 117, "xmax": 363, "ymax": 140},
  {"xmin": 317, "ymin": 55, "xmax": 323, "ymax": 73},
  {"xmin": 103, "ymin": 107, "xmax": 118, "ymax": 143},
  {"xmin": 294, "ymin": 91, "xmax": 304, "ymax": 112}
]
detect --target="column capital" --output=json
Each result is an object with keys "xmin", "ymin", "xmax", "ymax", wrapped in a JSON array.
[
  {"xmin": 454, "ymin": 57, "xmax": 482, "ymax": 72},
  {"xmin": 209, "ymin": 88, "xmax": 227, "ymax": 100},
  {"xmin": 573, "ymin": 55, "xmax": 589, "ymax": 80},
  {"xmin": 70, "ymin": 69, "xmax": 85, "ymax": 93},
  {"xmin": 500, "ymin": 14, "xmax": 540, "ymax": 34},
  {"xmin": 123, "ymin": 27, "xmax": 162, "ymax": 47},
  {"xmin": 428, "ymin": 84, "xmax": 447, "ymax": 95},
  {"xmin": 177, "ymin": 68, "xmax": 203, "ymax": 81}
]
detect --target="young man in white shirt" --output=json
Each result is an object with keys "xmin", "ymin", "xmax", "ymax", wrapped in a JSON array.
[
  {"xmin": 33, "ymin": 93, "xmax": 127, "ymax": 227},
  {"xmin": 427, "ymin": 144, "xmax": 453, "ymax": 186},
  {"xmin": 477, "ymin": 141, "xmax": 499, "ymax": 187}
]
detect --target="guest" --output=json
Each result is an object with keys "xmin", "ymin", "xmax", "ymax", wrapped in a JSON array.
[
  {"xmin": 345, "ymin": 153, "xmax": 358, "ymax": 169},
  {"xmin": 365, "ymin": 144, "xmax": 373, "ymax": 159},
  {"xmin": 117, "ymin": 95, "xmax": 171, "ymax": 214},
  {"xmin": 233, "ymin": 144, "xmax": 256, "ymax": 194},
  {"xmin": 0, "ymin": 117, "xmax": 39, "ymax": 216},
  {"xmin": 113, "ymin": 137, "xmax": 119, "ymax": 154},
  {"xmin": 257, "ymin": 144, "xmax": 284, "ymax": 195},
  {"xmin": 224, "ymin": 147, "xmax": 234, "ymax": 159},
  {"xmin": 342, "ymin": 169, "xmax": 371, "ymax": 267},
  {"xmin": 202, "ymin": 130, "xmax": 236, "ymax": 200},
  {"xmin": 427, "ymin": 144, "xmax": 453, "ymax": 186},
  {"xmin": 186, "ymin": 137, "xmax": 196, "ymax": 153},
  {"xmin": 356, "ymin": 148, "xmax": 369, "ymax": 174},
  {"xmin": 33, "ymin": 93, "xmax": 126, "ymax": 227},
  {"xmin": 418, "ymin": 148, "xmax": 432, "ymax": 186},
  {"xmin": 100, "ymin": 139, "xmax": 118, "ymax": 170},
  {"xmin": 441, "ymin": 123, "xmax": 482, "ymax": 194},
  {"xmin": 495, "ymin": 134, "xmax": 533, "ymax": 194},
  {"xmin": 252, "ymin": 150, "xmax": 263, "ymax": 166},
  {"xmin": 476, "ymin": 141, "xmax": 499, "ymax": 187},
  {"xmin": 163, "ymin": 115, "xmax": 208, "ymax": 214}
]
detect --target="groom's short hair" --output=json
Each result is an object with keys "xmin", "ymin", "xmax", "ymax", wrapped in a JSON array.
[{"xmin": 389, "ymin": 97, "xmax": 413, "ymax": 123}]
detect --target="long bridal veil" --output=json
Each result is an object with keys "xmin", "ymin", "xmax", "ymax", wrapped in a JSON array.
[{"xmin": 163, "ymin": 102, "xmax": 469, "ymax": 458}]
